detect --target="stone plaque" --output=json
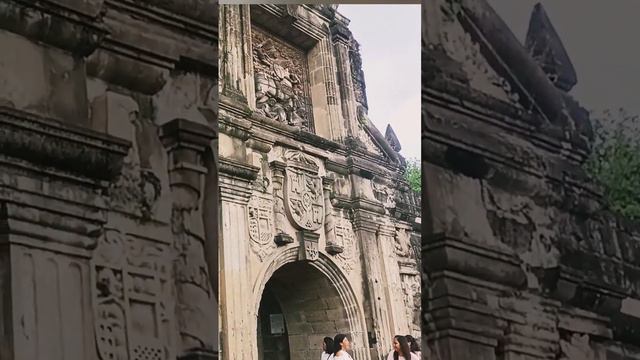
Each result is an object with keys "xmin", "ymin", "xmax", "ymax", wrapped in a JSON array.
[{"xmin": 285, "ymin": 167, "xmax": 324, "ymax": 231}]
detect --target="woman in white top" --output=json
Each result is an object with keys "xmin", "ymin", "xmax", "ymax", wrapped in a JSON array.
[
  {"xmin": 329, "ymin": 333, "xmax": 354, "ymax": 360},
  {"xmin": 321, "ymin": 337, "xmax": 334, "ymax": 360},
  {"xmin": 386, "ymin": 335, "xmax": 420, "ymax": 360},
  {"xmin": 406, "ymin": 335, "xmax": 422, "ymax": 359}
]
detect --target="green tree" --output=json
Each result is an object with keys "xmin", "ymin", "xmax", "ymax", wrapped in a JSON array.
[
  {"xmin": 405, "ymin": 157, "xmax": 422, "ymax": 193},
  {"xmin": 586, "ymin": 108, "xmax": 640, "ymax": 219}
]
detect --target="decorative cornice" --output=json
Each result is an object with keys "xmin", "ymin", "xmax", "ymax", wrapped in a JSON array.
[
  {"xmin": 423, "ymin": 232, "xmax": 527, "ymax": 289},
  {"xmin": 0, "ymin": 0, "xmax": 108, "ymax": 57},
  {"xmin": 0, "ymin": 106, "xmax": 129, "ymax": 181},
  {"xmin": 219, "ymin": 157, "xmax": 259, "ymax": 181}
]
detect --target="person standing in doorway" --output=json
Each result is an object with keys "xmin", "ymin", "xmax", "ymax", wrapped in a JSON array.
[
  {"xmin": 330, "ymin": 333, "xmax": 354, "ymax": 359},
  {"xmin": 387, "ymin": 335, "xmax": 419, "ymax": 360},
  {"xmin": 406, "ymin": 335, "xmax": 421, "ymax": 358},
  {"xmin": 322, "ymin": 337, "xmax": 334, "ymax": 360}
]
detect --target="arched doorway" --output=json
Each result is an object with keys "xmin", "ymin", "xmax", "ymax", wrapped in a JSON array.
[{"xmin": 256, "ymin": 261, "xmax": 355, "ymax": 360}]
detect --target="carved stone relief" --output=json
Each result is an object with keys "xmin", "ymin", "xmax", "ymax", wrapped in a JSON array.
[
  {"xmin": 372, "ymin": 182, "xmax": 396, "ymax": 214},
  {"xmin": 248, "ymin": 195, "xmax": 275, "ymax": 261},
  {"xmin": 349, "ymin": 38, "xmax": 367, "ymax": 109},
  {"xmin": 401, "ymin": 273, "xmax": 421, "ymax": 334},
  {"xmin": 334, "ymin": 215, "xmax": 357, "ymax": 274},
  {"xmin": 93, "ymin": 228, "xmax": 173, "ymax": 360},
  {"xmin": 393, "ymin": 230, "xmax": 411, "ymax": 258},
  {"xmin": 252, "ymin": 25, "xmax": 313, "ymax": 131}
]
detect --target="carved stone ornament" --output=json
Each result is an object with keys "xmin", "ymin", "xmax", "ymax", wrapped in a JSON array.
[
  {"xmin": 252, "ymin": 25, "xmax": 313, "ymax": 131},
  {"xmin": 300, "ymin": 231, "xmax": 320, "ymax": 261},
  {"xmin": 334, "ymin": 216, "xmax": 357, "ymax": 274},
  {"xmin": 92, "ymin": 228, "xmax": 173, "ymax": 360},
  {"xmin": 284, "ymin": 150, "xmax": 324, "ymax": 231},
  {"xmin": 248, "ymin": 195, "xmax": 275, "ymax": 261}
]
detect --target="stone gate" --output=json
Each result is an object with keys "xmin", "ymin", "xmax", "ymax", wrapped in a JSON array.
[
  {"xmin": 423, "ymin": 1, "xmax": 640, "ymax": 359},
  {"xmin": 218, "ymin": 4, "xmax": 421, "ymax": 360}
]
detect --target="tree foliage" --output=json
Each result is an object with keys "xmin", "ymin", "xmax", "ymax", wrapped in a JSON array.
[
  {"xmin": 586, "ymin": 108, "xmax": 640, "ymax": 219},
  {"xmin": 405, "ymin": 157, "xmax": 422, "ymax": 193}
]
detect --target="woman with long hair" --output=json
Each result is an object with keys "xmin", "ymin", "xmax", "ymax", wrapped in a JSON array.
[
  {"xmin": 387, "ymin": 335, "xmax": 419, "ymax": 360},
  {"xmin": 322, "ymin": 337, "xmax": 334, "ymax": 360},
  {"xmin": 330, "ymin": 333, "xmax": 354, "ymax": 359},
  {"xmin": 405, "ymin": 335, "xmax": 421, "ymax": 358}
]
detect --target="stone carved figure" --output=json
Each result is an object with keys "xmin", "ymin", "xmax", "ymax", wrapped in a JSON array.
[
  {"xmin": 252, "ymin": 26, "xmax": 313, "ymax": 130},
  {"xmin": 248, "ymin": 195, "xmax": 275, "ymax": 260},
  {"xmin": 559, "ymin": 334, "xmax": 595, "ymax": 360},
  {"xmin": 393, "ymin": 230, "xmax": 412, "ymax": 258}
]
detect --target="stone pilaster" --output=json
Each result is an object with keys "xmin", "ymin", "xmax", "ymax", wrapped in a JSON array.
[
  {"xmin": 377, "ymin": 221, "xmax": 412, "ymax": 337},
  {"xmin": 218, "ymin": 157, "xmax": 260, "ymax": 360},
  {"xmin": 159, "ymin": 119, "xmax": 218, "ymax": 359},
  {"xmin": 352, "ymin": 208, "xmax": 394, "ymax": 359},
  {"xmin": 0, "ymin": 107, "xmax": 129, "ymax": 360},
  {"xmin": 331, "ymin": 21, "xmax": 359, "ymax": 138},
  {"xmin": 219, "ymin": 4, "xmax": 255, "ymax": 106},
  {"xmin": 308, "ymin": 35, "xmax": 346, "ymax": 141}
]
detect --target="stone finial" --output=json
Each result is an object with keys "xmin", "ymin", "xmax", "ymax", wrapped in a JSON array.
[
  {"xmin": 385, "ymin": 124, "xmax": 401, "ymax": 152},
  {"xmin": 525, "ymin": 3, "xmax": 577, "ymax": 92}
]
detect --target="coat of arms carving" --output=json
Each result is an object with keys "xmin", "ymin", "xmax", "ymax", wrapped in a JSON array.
[
  {"xmin": 248, "ymin": 195, "xmax": 275, "ymax": 260},
  {"xmin": 285, "ymin": 168, "xmax": 323, "ymax": 231},
  {"xmin": 284, "ymin": 151, "xmax": 324, "ymax": 231}
]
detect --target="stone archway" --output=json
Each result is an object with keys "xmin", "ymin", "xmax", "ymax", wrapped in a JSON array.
[{"xmin": 254, "ymin": 250, "xmax": 369, "ymax": 360}]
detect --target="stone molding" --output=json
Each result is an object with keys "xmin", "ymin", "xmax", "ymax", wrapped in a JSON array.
[{"xmin": 0, "ymin": 106, "xmax": 129, "ymax": 182}]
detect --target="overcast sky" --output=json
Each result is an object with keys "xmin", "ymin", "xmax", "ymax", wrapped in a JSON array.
[
  {"xmin": 338, "ymin": 5, "xmax": 421, "ymax": 161},
  {"xmin": 488, "ymin": 0, "xmax": 640, "ymax": 116}
]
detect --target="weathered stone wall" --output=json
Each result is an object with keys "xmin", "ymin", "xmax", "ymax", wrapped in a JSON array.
[
  {"xmin": 0, "ymin": 1, "xmax": 218, "ymax": 360},
  {"xmin": 219, "ymin": 4, "xmax": 420, "ymax": 360},
  {"xmin": 423, "ymin": 1, "xmax": 640, "ymax": 359}
]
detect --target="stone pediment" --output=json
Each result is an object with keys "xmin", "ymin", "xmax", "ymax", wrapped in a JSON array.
[
  {"xmin": 355, "ymin": 106, "xmax": 401, "ymax": 162},
  {"xmin": 425, "ymin": 0, "xmax": 590, "ymax": 139}
]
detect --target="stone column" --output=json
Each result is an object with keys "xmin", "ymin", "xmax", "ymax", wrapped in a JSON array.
[
  {"xmin": 330, "ymin": 21, "xmax": 359, "ymax": 138},
  {"xmin": 352, "ymin": 209, "xmax": 394, "ymax": 359},
  {"xmin": 219, "ymin": 4, "xmax": 255, "ymax": 106},
  {"xmin": 218, "ymin": 157, "xmax": 260, "ymax": 360},
  {"xmin": 159, "ymin": 119, "xmax": 218, "ymax": 360}
]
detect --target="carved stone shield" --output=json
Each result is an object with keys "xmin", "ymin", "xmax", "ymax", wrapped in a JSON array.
[
  {"xmin": 285, "ymin": 167, "xmax": 324, "ymax": 231},
  {"xmin": 248, "ymin": 196, "xmax": 274, "ymax": 260}
]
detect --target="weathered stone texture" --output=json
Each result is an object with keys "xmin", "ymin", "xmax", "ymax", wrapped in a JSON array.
[
  {"xmin": 219, "ymin": 4, "xmax": 420, "ymax": 360},
  {"xmin": 423, "ymin": 1, "xmax": 640, "ymax": 360},
  {"xmin": 0, "ymin": 1, "xmax": 218, "ymax": 359}
]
